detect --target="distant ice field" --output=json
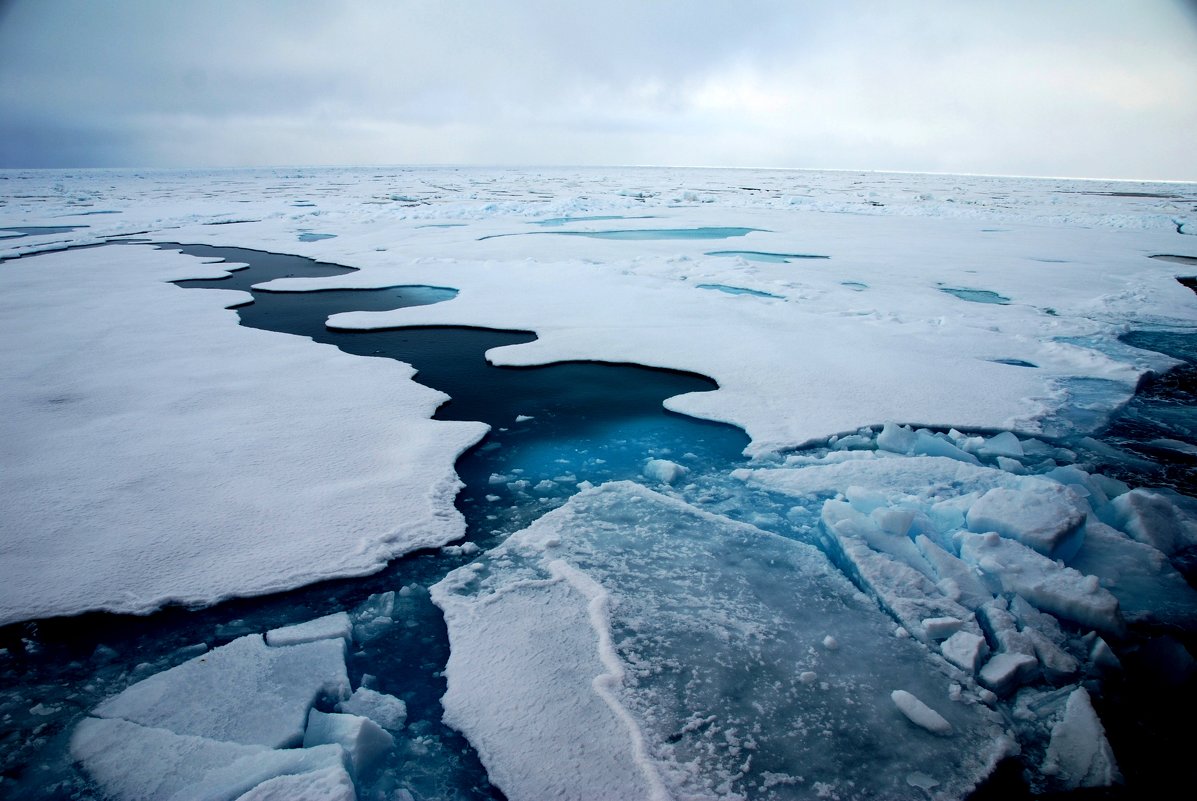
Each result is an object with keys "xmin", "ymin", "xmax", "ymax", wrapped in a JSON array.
[{"xmin": 2, "ymin": 166, "xmax": 1196, "ymax": 801}]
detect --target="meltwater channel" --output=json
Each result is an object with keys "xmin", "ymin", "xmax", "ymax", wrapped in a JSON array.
[{"xmin": 0, "ymin": 242, "xmax": 749, "ymax": 800}]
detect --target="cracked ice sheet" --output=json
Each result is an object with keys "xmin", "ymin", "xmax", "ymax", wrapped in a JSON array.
[
  {"xmin": 0, "ymin": 245, "xmax": 487, "ymax": 625},
  {"xmin": 5, "ymin": 169, "xmax": 1194, "ymax": 457},
  {"xmin": 431, "ymin": 482, "xmax": 1013, "ymax": 801}
]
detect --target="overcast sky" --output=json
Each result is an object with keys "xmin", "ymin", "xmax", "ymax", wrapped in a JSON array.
[{"xmin": 1, "ymin": 0, "xmax": 1195, "ymax": 179}]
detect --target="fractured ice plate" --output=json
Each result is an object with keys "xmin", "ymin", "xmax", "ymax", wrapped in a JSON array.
[{"xmin": 431, "ymin": 481, "xmax": 1014, "ymax": 801}]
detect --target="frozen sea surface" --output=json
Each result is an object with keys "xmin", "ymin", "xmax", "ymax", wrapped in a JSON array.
[{"xmin": 2, "ymin": 166, "xmax": 1197, "ymax": 800}]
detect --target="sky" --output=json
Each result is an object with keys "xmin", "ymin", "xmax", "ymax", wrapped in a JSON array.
[{"xmin": 1, "ymin": 0, "xmax": 1195, "ymax": 180}]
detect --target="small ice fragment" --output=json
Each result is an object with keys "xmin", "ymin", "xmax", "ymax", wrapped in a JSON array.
[
  {"xmin": 799, "ymin": 671, "xmax": 818, "ymax": 684},
  {"xmin": 1089, "ymin": 637, "xmax": 1121, "ymax": 671},
  {"xmin": 921, "ymin": 616, "xmax": 964, "ymax": 641},
  {"xmin": 877, "ymin": 422, "xmax": 916, "ymax": 454},
  {"xmin": 514, "ymin": 415, "xmax": 534, "ymax": 423},
  {"xmin": 266, "ymin": 613, "xmax": 352, "ymax": 648},
  {"xmin": 822, "ymin": 635, "xmax": 839, "ymax": 650},
  {"xmin": 890, "ymin": 690, "xmax": 953, "ymax": 735},
  {"xmin": 979, "ymin": 431, "xmax": 1024, "ymax": 459},
  {"xmin": 996, "ymin": 456, "xmax": 1025, "ymax": 474},
  {"xmin": 966, "ymin": 484, "xmax": 1086, "ymax": 557},
  {"xmin": 232, "ymin": 764, "xmax": 356, "ymax": 801},
  {"xmin": 643, "ymin": 458, "xmax": 689, "ymax": 485},
  {"xmin": 1041, "ymin": 687, "xmax": 1121, "ymax": 788},
  {"xmin": 978, "ymin": 652, "xmax": 1038, "ymax": 696},
  {"xmin": 337, "ymin": 687, "xmax": 407, "ymax": 731},
  {"xmin": 1104, "ymin": 488, "xmax": 1197, "ymax": 555},
  {"xmin": 906, "ymin": 772, "xmax": 940, "ymax": 790},
  {"xmin": 303, "ymin": 710, "xmax": 394, "ymax": 778},
  {"xmin": 940, "ymin": 631, "xmax": 989, "ymax": 674},
  {"xmin": 912, "ymin": 430, "xmax": 980, "ymax": 465}
]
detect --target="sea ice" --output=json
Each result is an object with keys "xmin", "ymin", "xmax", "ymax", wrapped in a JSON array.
[
  {"xmin": 960, "ymin": 533, "xmax": 1124, "ymax": 636},
  {"xmin": 232, "ymin": 765, "xmax": 356, "ymax": 801},
  {"xmin": 265, "ymin": 613, "xmax": 353, "ymax": 649},
  {"xmin": 337, "ymin": 687, "xmax": 408, "ymax": 731},
  {"xmin": 93, "ymin": 634, "xmax": 350, "ymax": 748},
  {"xmin": 303, "ymin": 710, "xmax": 394, "ymax": 778},
  {"xmin": 432, "ymin": 482, "xmax": 1013, "ymax": 801},
  {"xmin": 1101, "ymin": 487, "xmax": 1197, "ymax": 555},
  {"xmin": 966, "ymin": 484, "xmax": 1088, "ymax": 559},
  {"xmin": 890, "ymin": 690, "xmax": 953, "ymax": 736},
  {"xmin": 0, "ymin": 246, "xmax": 486, "ymax": 625},
  {"xmin": 71, "ymin": 717, "xmax": 350, "ymax": 801},
  {"xmin": 642, "ymin": 457, "xmax": 689, "ymax": 484},
  {"xmin": 1041, "ymin": 687, "xmax": 1121, "ymax": 789}
]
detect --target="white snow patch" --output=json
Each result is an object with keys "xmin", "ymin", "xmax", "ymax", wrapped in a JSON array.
[{"xmin": 0, "ymin": 246, "xmax": 486, "ymax": 625}]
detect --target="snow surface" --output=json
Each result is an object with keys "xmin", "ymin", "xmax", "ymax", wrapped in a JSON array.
[
  {"xmin": 4, "ymin": 168, "xmax": 1184, "ymax": 460},
  {"xmin": 432, "ymin": 482, "xmax": 1014, "ymax": 801},
  {"xmin": 0, "ymin": 245, "xmax": 486, "ymax": 624}
]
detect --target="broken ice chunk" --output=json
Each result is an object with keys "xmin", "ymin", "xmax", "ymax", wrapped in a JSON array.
[
  {"xmin": 1069, "ymin": 519, "xmax": 1197, "ymax": 627},
  {"xmin": 93, "ymin": 634, "xmax": 350, "ymax": 748},
  {"xmin": 890, "ymin": 690, "xmax": 953, "ymax": 735},
  {"xmin": 976, "ymin": 599, "xmax": 1035, "ymax": 657},
  {"xmin": 978, "ymin": 431, "xmax": 1024, "ymax": 459},
  {"xmin": 911, "ymin": 430, "xmax": 981, "ymax": 465},
  {"xmin": 642, "ymin": 458, "xmax": 689, "ymax": 484},
  {"xmin": 921, "ymin": 616, "xmax": 965, "ymax": 641},
  {"xmin": 433, "ymin": 482, "xmax": 1013, "ymax": 801},
  {"xmin": 337, "ymin": 687, "xmax": 407, "ymax": 731},
  {"xmin": 979, "ymin": 652, "xmax": 1039, "ymax": 696},
  {"xmin": 303, "ymin": 710, "xmax": 394, "ymax": 778},
  {"xmin": 966, "ymin": 483, "xmax": 1087, "ymax": 559},
  {"xmin": 823, "ymin": 501, "xmax": 979, "ymax": 641},
  {"xmin": 232, "ymin": 765, "xmax": 356, "ymax": 801},
  {"xmin": 1102, "ymin": 488, "xmax": 1197, "ymax": 556},
  {"xmin": 877, "ymin": 422, "xmax": 917, "ymax": 454},
  {"xmin": 915, "ymin": 534, "xmax": 992, "ymax": 610},
  {"xmin": 959, "ymin": 533, "xmax": 1124, "ymax": 636},
  {"xmin": 71, "ymin": 716, "xmax": 350, "ymax": 801},
  {"xmin": 1041, "ymin": 687, "xmax": 1121, "ymax": 789},
  {"xmin": 940, "ymin": 630, "xmax": 989, "ymax": 674},
  {"xmin": 265, "ymin": 612, "xmax": 352, "ymax": 649}
]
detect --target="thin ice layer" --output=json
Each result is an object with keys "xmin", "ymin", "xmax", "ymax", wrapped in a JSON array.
[
  {"xmin": 0, "ymin": 246, "xmax": 487, "ymax": 625},
  {"xmin": 432, "ymin": 482, "xmax": 1013, "ymax": 801}
]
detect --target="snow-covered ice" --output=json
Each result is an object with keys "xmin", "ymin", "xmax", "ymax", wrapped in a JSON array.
[
  {"xmin": 0, "ymin": 245, "xmax": 486, "ymax": 624},
  {"xmin": 71, "ymin": 612, "xmax": 388, "ymax": 800},
  {"xmin": 1041, "ymin": 688, "xmax": 1121, "ymax": 789},
  {"xmin": 92, "ymin": 634, "xmax": 350, "ymax": 748}
]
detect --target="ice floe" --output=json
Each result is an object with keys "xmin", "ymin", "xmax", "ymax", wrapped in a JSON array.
[
  {"xmin": 0, "ymin": 245, "xmax": 486, "ymax": 624},
  {"xmin": 72, "ymin": 611, "xmax": 401, "ymax": 800},
  {"xmin": 432, "ymin": 482, "xmax": 1014, "ymax": 801}
]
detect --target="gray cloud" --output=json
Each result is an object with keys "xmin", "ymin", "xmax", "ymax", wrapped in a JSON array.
[{"xmin": 1, "ymin": 0, "xmax": 1195, "ymax": 178}]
